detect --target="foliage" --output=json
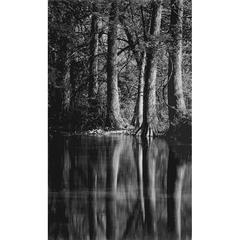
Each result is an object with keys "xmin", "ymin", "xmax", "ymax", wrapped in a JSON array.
[{"xmin": 48, "ymin": 0, "xmax": 192, "ymax": 132}]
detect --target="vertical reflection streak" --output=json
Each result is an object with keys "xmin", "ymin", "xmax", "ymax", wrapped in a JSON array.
[
  {"xmin": 142, "ymin": 137, "xmax": 157, "ymax": 237},
  {"xmin": 49, "ymin": 135, "xmax": 191, "ymax": 240},
  {"xmin": 88, "ymin": 138, "xmax": 98, "ymax": 240},
  {"xmin": 106, "ymin": 138, "xmax": 123, "ymax": 240},
  {"xmin": 167, "ymin": 149, "xmax": 186, "ymax": 240},
  {"xmin": 138, "ymin": 139, "xmax": 145, "ymax": 222},
  {"xmin": 63, "ymin": 139, "xmax": 71, "ymax": 240}
]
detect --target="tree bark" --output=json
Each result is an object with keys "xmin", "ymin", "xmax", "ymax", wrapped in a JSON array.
[
  {"xmin": 119, "ymin": 12, "xmax": 145, "ymax": 129},
  {"xmin": 106, "ymin": 0, "xmax": 124, "ymax": 129},
  {"xmin": 168, "ymin": 0, "xmax": 187, "ymax": 122},
  {"xmin": 88, "ymin": 3, "xmax": 99, "ymax": 99},
  {"xmin": 52, "ymin": 37, "xmax": 68, "ymax": 127},
  {"xmin": 141, "ymin": 0, "xmax": 163, "ymax": 137},
  {"xmin": 131, "ymin": 51, "xmax": 146, "ymax": 128},
  {"xmin": 63, "ymin": 58, "xmax": 71, "ymax": 112}
]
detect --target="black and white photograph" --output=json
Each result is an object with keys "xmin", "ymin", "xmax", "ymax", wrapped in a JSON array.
[
  {"xmin": 48, "ymin": 0, "xmax": 191, "ymax": 239},
  {"xmin": 3, "ymin": 0, "xmax": 240, "ymax": 240}
]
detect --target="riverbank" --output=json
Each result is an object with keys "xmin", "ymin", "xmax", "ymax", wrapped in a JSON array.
[
  {"xmin": 49, "ymin": 120, "xmax": 191, "ymax": 143},
  {"xmin": 49, "ymin": 128, "xmax": 135, "ymax": 137}
]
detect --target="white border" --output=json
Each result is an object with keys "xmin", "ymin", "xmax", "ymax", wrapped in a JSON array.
[
  {"xmin": 194, "ymin": 0, "xmax": 240, "ymax": 239},
  {"xmin": 0, "ymin": 0, "xmax": 240, "ymax": 239},
  {"xmin": 0, "ymin": 0, "xmax": 47, "ymax": 239}
]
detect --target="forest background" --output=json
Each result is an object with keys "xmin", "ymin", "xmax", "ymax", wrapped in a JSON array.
[{"xmin": 48, "ymin": 0, "xmax": 192, "ymax": 138}]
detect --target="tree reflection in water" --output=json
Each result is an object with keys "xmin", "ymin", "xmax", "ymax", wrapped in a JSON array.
[
  {"xmin": 48, "ymin": 135, "xmax": 191, "ymax": 240},
  {"xmin": 142, "ymin": 138, "xmax": 157, "ymax": 238},
  {"xmin": 87, "ymin": 137, "xmax": 98, "ymax": 240},
  {"xmin": 106, "ymin": 138, "xmax": 124, "ymax": 240}
]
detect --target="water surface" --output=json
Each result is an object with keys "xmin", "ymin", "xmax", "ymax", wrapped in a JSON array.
[{"xmin": 49, "ymin": 134, "xmax": 191, "ymax": 240}]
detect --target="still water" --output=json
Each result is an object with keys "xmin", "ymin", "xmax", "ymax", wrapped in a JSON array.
[{"xmin": 49, "ymin": 134, "xmax": 191, "ymax": 240}]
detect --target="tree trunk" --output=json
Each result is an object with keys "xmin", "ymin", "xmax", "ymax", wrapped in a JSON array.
[
  {"xmin": 68, "ymin": 60, "xmax": 78, "ymax": 130},
  {"xmin": 168, "ymin": 0, "xmax": 187, "ymax": 122},
  {"xmin": 131, "ymin": 51, "xmax": 146, "ymax": 128},
  {"xmin": 63, "ymin": 58, "xmax": 71, "ymax": 112},
  {"xmin": 53, "ymin": 37, "xmax": 68, "ymax": 127},
  {"xmin": 106, "ymin": 0, "xmax": 124, "ymax": 129},
  {"xmin": 88, "ymin": 3, "xmax": 99, "ymax": 99},
  {"xmin": 119, "ymin": 5, "xmax": 146, "ymax": 129},
  {"xmin": 141, "ymin": 0, "xmax": 163, "ymax": 137}
]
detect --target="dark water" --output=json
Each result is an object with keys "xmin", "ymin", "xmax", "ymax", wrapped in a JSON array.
[{"xmin": 49, "ymin": 134, "xmax": 191, "ymax": 240}]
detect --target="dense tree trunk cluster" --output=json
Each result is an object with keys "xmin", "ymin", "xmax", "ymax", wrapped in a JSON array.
[
  {"xmin": 106, "ymin": 0, "xmax": 125, "ymax": 129},
  {"xmin": 168, "ymin": 0, "xmax": 187, "ymax": 122},
  {"xmin": 141, "ymin": 0, "xmax": 163, "ymax": 137},
  {"xmin": 48, "ymin": 0, "xmax": 191, "ymax": 135},
  {"xmin": 131, "ymin": 51, "xmax": 146, "ymax": 128}
]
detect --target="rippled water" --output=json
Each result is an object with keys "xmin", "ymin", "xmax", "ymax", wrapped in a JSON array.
[{"xmin": 48, "ymin": 134, "xmax": 191, "ymax": 240}]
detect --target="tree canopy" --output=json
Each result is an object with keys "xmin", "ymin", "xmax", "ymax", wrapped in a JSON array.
[{"xmin": 48, "ymin": 0, "xmax": 192, "ymax": 136}]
